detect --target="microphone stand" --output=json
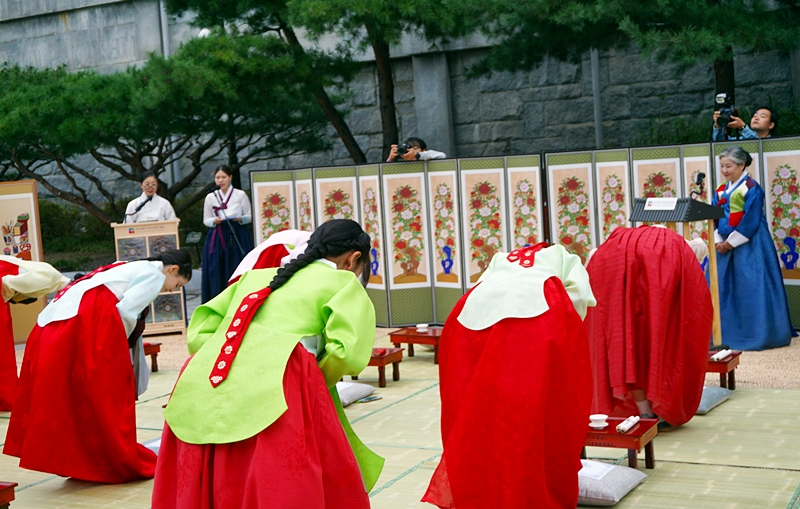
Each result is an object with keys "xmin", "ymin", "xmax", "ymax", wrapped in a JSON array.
[
  {"xmin": 125, "ymin": 195, "xmax": 154, "ymax": 219},
  {"xmin": 213, "ymin": 187, "xmax": 245, "ymax": 256}
]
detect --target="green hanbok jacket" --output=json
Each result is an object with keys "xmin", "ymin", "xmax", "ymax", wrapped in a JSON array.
[{"xmin": 164, "ymin": 260, "xmax": 384, "ymax": 490}]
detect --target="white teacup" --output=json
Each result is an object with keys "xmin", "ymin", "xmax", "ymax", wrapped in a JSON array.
[
  {"xmin": 589, "ymin": 414, "xmax": 608, "ymax": 428},
  {"xmin": 416, "ymin": 323, "xmax": 429, "ymax": 333}
]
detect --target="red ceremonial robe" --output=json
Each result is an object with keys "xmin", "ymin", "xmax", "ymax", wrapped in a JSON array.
[
  {"xmin": 227, "ymin": 244, "xmax": 289, "ymax": 285},
  {"xmin": 585, "ymin": 227, "xmax": 713, "ymax": 426},
  {"xmin": 153, "ymin": 344, "xmax": 369, "ymax": 509},
  {"xmin": 3, "ymin": 286, "xmax": 156, "ymax": 483},
  {"xmin": 0, "ymin": 261, "xmax": 20, "ymax": 411},
  {"xmin": 423, "ymin": 277, "xmax": 593, "ymax": 509}
]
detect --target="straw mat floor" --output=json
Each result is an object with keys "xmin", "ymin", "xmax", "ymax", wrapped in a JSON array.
[{"xmin": 2, "ymin": 330, "xmax": 800, "ymax": 508}]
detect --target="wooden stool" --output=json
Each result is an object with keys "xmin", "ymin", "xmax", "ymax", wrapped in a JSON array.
[
  {"xmin": 0, "ymin": 481, "xmax": 18, "ymax": 508},
  {"xmin": 143, "ymin": 342, "xmax": 162, "ymax": 372},
  {"xmin": 707, "ymin": 350, "xmax": 742, "ymax": 390},
  {"xmin": 389, "ymin": 327, "xmax": 442, "ymax": 364},
  {"xmin": 352, "ymin": 347, "xmax": 404, "ymax": 388},
  {"xmin": 582, "ymin": 418, "xmax": 659, "ymax": 469}
]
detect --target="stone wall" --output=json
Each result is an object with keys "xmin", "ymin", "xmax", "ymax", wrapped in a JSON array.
[{"xmin": 1, "ymin": 1, "xmax": 797, "ymax": 200}]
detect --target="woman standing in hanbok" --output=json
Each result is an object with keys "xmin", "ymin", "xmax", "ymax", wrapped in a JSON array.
[
  {"xmin": 713, "ymin": 145, "xmax": 795, "ymax": 350},
  {"xmin": 0, "ymin": 256, "xmax": 68, "ymax": 411},
  {"xmin": 423, "ymin": 243, "xmax": 596, "ymax": 509},
  {"xmin": 152, "ymin": 219, "xmax": 383, "ymax": 509},
  {"xmin": 3, "ymin": 250, "xmax": 192, "ymax": 483},
  {"xmin": 123, "ymin": 171, "xmax": 177, "ymax": 223},
  {"xmin": 201, "ymin": 165, "xmax": 254, "ymax": 303}
]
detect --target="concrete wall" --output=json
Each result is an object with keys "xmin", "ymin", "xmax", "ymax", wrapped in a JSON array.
[{"xmin": 1, "ymin": 1, "xmax": 797, "ymax": 200}]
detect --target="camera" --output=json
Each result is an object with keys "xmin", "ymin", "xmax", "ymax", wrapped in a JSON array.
[
  {"xmin": 396, "ymin": 143, "xmax": 410, "ymax": 157},
  {"xmin": 715, "ymin": 93, "xmax": 736, "ymax": 128}
]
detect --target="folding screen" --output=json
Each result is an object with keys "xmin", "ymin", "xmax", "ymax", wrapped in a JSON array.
[
  {"xmin": 381, "ymin": 161, "xmax": 434, "ymax": 325},
  {"xmin": 293, "ymin": 169, "xmax": 315, "ymax": 232},
  {"xmin": 358, "ymin": 164, "xmax": 390, "ymax": 326},
  {"xmin": 762, "ymin": 138, "xmax": 800, "ymax": 277},
  {"xmin": 427, "ymin": 159, "xmax": 463, "ymax": 323},
  {"xmin": 505, "ymin": 155, "xmax": 544, "ymax": 248},
  {"xmin": 593, "ymin": 149, "xmax": 631, "ymax": 244},
  {"xmin": 314, "ymin": 167, "xmax": 359, "ymax": 225},
  {"xmin": 1, "ymin": 180, "xmax": 44, "ymax": 342},
  {"xmin": 251, "ymin": 171, "xmax": 295, "ymax": 245},
  {"xmin": 681, "ymin": 144, "xmax": 714, "ymax": 241},
  {"xmin": 459, "ymin": 158, "xmax": 508, "ymax": 287},
  {"xmin": 631, "ymin": 146, "xmax": 683, "ymax": 229},
  {"xmin": 546, "ymin": 152, "xmax": 596, "ymax": 264}
]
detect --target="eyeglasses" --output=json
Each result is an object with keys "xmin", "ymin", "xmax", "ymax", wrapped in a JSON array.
[{"xmin": 142, "ymin": 182, "xmax": 158, "ymax": 188}]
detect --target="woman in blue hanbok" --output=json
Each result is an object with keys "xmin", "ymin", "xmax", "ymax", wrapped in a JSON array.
[
  {"xmin": 712, "ymin": 146, "xmax": 795, "ymax": 350},
  {"xmin": 201, "ymin": 165, "xmax": 254, "ymax": 303}
]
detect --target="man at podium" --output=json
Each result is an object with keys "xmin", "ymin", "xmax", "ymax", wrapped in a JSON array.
[{"xmin": 124, "ymin": 171, "xmax": 177, "ymax": 223}]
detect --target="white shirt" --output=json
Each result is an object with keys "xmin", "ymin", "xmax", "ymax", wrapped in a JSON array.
[
  {"xmin": 229, "ymin": 230, "xmax": 312, "ymax": 283},
  {"xmin": 457, "ymin": 245, "xmax": 596, "ymax": 330},
  {"xmin": 124, "ymin": 193, "xmax": 177, "ymax": 223},
  {"xmin": 418, "ymin": 149, "xmax": 447, "ymax": 161},
  {"xmin": 37, "ymin": 260, "xmax": 166, "ymax": 338},
  {"xmin": 203, "ymin": 187, "xmax": 252, "ymax": 227}
]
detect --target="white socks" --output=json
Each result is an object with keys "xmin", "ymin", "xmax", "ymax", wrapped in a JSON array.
[{"xmin": 635, "ymin": 399, "xmax": 654, "ymax": 417}]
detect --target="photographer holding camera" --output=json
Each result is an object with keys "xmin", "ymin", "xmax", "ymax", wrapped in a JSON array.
[
  {"xmin": 712, "ymin": 93, "xmax": 778, "ymax": 141},
  {"xmin": 386, "ymin": 137, "xmax": 447, "ymax": 162}
]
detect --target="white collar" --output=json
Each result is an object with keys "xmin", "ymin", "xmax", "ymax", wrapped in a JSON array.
[
  {"xmin": 726, "ymin": 171, "xmax": 748, "ymax": 191},
  {"xmin": 218, "ymin": 186, "xmax": 234, "ymax": 201},
  {"xmin": 314, "ymin": 258, "xmax": 337, "ymax": 269}
]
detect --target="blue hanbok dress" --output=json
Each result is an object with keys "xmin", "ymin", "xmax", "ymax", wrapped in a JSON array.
[
  {"xmin": 712, "ymin": 172, "xmax": 795, "ymax": 350},
  {"xmin": 201, "ymin": 187, "xmax": 254, "ymax": 303}
]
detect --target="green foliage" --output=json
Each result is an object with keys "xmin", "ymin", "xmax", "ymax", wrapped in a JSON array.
[
  {"xmin": 0, "ymin": 32, "xmax": 334, "ymax": 224},
  {"xmin": 461, "ymin": 1, "xmax": 800, "ymax": 73},
  {"xmin": 633, "ymin": 116, "xmax": 710, "ymax": 147},
  {"xmin": 38, "ymin": 200, "xmax": 116, "ymax": 257}
]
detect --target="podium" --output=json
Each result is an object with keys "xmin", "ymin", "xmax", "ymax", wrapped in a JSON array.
[
  {"xmin": 629, "ymin": 197, "xmax": 725, "ymax": 346},
  {"xmin": 110, "ymin": 219, "xmax": 186, "ymax": 339}
]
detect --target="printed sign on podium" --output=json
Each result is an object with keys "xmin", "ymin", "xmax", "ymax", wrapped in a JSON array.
[{"xmin": 110, "ymin": 219, "xmax": 186, "ymax": 339}]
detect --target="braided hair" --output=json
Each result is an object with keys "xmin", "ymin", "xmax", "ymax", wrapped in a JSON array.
[{"xmin": 269, "ymin": 219, "xmax": 371, "ymax": 291}]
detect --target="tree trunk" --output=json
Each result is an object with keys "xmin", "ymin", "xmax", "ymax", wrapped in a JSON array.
[
  {"xmin": 365, "ymin": 22, "xmax": 399, "ymax": 161},
  {"xmin": 714, "ymin": 51, "xmax": 736, "ymax": 104},
  {"xmin": 227, "ymin": 136, "xmax": 242, "ymax": 189},
  {"xmin": 281, "ymin": 26, "xmax": 367, "ymax": 165}
]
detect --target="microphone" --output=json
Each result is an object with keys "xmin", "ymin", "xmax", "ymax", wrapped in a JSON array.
[
  {"xmin": 208, "ymin": 185, "xmax": 221, "ymax": 194},
  {"xmin": 695, "ymin": 172, "xmax": 706, "ymax": 186},
  {"xmin": 127, "ymin": 194, "xmax": 153, "ymax": 215},
  {"xmin": 691, "ymin": 173, "xmax": 706, "ymax": 200}
]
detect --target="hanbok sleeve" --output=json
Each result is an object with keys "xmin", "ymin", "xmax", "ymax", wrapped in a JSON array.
[
  {"xmin": 116, "ymin": 264, "xmax": 166, "ymax": 337},
  {"xmin": 318, "ymin": 279, "xmax": 376, "ymax": 388},
  {"xmin": 203, "ymin": 194, "xmax": 216, "ymax": 228},
  {"xmin": 726, "ymin": 184, "xmax": 763, "ymax": 248},
  {"xmin": 1, "ymin": 260, "xmax": 68, "ymax": 303},
  {"xmin": 240, "ymin": 190, "xmax": 252, "ymax": 225},
  {"xmin": 123, "ymin": 200, "xmax": 136, "ymax": 224},
  {"xmin": 555, "ymin": 245, "xmax": 596, "ymax": 319},
  {"xmin": 186, "ymin": 280, "xmax": 239, "ymax": 355},
  {"xmin": 163, "ymin": 199, "xmax": 177, "ymax": 221}
]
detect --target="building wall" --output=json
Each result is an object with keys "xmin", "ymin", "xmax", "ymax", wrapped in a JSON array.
[{"xmin": 1, "ymin": 1, "xmax": 797, "ymax": 196}]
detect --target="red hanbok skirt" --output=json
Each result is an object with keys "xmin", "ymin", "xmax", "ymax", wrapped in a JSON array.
[
  {"xmin": 585, "ymin": 227, "xmax": 713, "ymax": 426},
  {"xmin": 0, "ymin": 261, "xmax": 20, "ymax": 411},
  {"xmin": 423, "ymin": 278, "xmax": 593, "ymax": 509},
  {"xmin": 3, "ymin": 285, "xmax": 155, "ymax": 483},
  {"xmin": 152, "ymin": 344, "xmax": 370, "ymax": 509}
]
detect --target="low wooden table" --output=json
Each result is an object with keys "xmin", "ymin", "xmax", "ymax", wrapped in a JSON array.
[
  {"xmin": 0, "ymin": 481, "xmax": 18, "ymax": 508},
  {"xmin": 707, "ymin": 350, "xmax": 742, "ymax": 390},
  {"xmin": 582, "ymin": 418, "xmax": 659, "ymax": 469},
  {"xmin": 352, "ymin": 347, "xmax": 404, "ymax": 388},
  {"xmin": 389, "ymin": 327, "xmax": 442, "ymax": 364},
  {"xmin": 143, "ymin": 342, "xmax": 162, "ymax": 373}
]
